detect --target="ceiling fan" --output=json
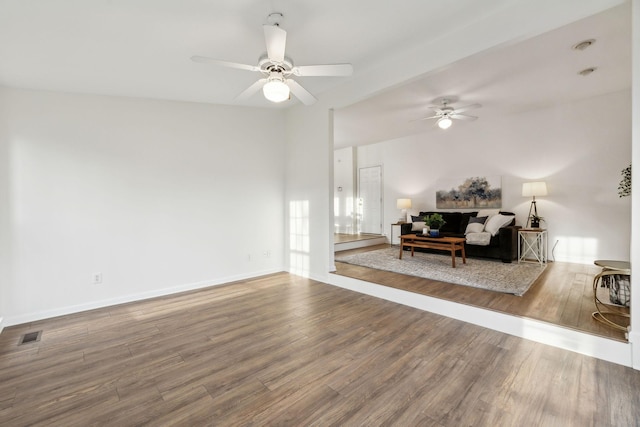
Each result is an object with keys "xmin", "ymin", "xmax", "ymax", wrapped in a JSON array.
[
  {"xmin": 419, "ymin": 97, "xmax": 482, "ymax": 129},
  {"xmin": 191, "ymin": 12, "xmax": 353, "ymax": 106}
]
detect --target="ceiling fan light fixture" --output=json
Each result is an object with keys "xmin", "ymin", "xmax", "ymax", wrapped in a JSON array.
[
  {"xmin": 437, "ymin": 117, "xmax": 453, "ymax": 129},
  {"xmin": 263, "ymin": 75, "xmax": 290, "ymax": 103}
]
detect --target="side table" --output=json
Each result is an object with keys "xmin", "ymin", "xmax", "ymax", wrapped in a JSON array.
[
  {"xmin": 390, "ymin": 223, "xmax": 404, "ymax": 245},
  {"xmin": 518, "ymin": 228, "xmax": 547, "ymax": 265},
  {"xmin": 592, "ymin": 259, "xmax": 631, "ymax": 334}
]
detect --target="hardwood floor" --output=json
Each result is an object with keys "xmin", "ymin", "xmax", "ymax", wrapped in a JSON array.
[
  {"xmin": 334, "ymin": 244, "xmax": 629, "ymax": 341},
  {"xmin": 1, "ymin": 272, "xmax": 639, "ymax": 425}
]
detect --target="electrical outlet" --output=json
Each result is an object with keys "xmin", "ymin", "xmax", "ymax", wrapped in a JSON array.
[{"xmin": 92, "ymin": 272, "xmax": 102, "ymax": 284}]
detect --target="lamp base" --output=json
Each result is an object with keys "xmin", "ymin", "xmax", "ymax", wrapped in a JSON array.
[
  {"xmin": 399, "ymin": 208, "xmax": 408, "ymax": 223},
  {"xmin": 526, "ymin": 199, "xmax": 538, "ymax": 228}
]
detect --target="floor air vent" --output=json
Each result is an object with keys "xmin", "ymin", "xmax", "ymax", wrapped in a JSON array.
[{"xmin": 19, "ymin": 330, "xmax": 42, "ymax": 345}]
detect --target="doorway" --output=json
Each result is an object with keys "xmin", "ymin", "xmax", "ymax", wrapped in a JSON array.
[{"xmin": 357, "ymin": 165, "xmax": 383, "ymax": 235}]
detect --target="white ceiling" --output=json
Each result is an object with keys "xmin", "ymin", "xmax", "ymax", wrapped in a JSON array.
[
  {"xmin": 334, "ymin": 3, "xmax": 631, "ymax": 148},
  {"xmin": 0, "ymin": 1, "xmax": 629, "ymax": 140},
  {"xmin": 0, "ymin": 0, "xmax": 520, "ymax": 108}
]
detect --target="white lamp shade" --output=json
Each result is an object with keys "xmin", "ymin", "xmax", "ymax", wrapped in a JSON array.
[
  {"xmin": 522, "ymin": 181, "xmax": 548, "ymax": 197},
  {"xmin": 263, "ymin": 80, "xmax": 290, "ymax": 103},
  {"xmin": 396, "ymin": 198, "xmax": 412, "ymax": 209},
  {"xmin": 437, "ymin": 117, "xmax": 452, "ymax": 129}
]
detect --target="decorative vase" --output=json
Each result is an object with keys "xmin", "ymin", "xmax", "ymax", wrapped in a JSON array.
[
  {"xmin": 429, "ymin": 229, "xmax": 440, "ymax": 237},
  {"xmin": 422, "ymin": 227, "xmax": 430, "ymax": 235},
  {"xmin": 531, "ymin": 219, "xmax": 540, "ymax": 228}
]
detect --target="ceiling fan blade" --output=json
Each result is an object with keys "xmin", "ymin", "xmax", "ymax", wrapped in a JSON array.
[
  {"xmin": 409, "ymin": 114, "xmax": 438, "ymax": 122},
  {"xmin": 292, "ymin": 64, "xmax": 353, "ymax": 77},
  {"xmin": 236, "ymin": 79, "xmax": 267, "ymax": 101},
  {"xmin": 420, "ymin": 115, "xmax": 440, "ymax": 120},
  {"xmin": 450, "ymin": 113, "xmax": 478, "ymax": 121},
  {"xmin": 191, "ymin": 56, "xmax": 260, "ymax": 72},
  {"xmin": 452, "ymin": 103, "xmax": 482, "ymax": 114},
  {"xmin": 287, "ymin": 79, "xmax": 317, "ymax": 105},
  {"xmin": 264, "ymin": 25, "xmax": 287, "ymax": 63}
]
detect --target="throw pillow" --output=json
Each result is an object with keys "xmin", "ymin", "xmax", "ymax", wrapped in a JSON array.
[
  {"xmin": 477, "ymin": 209, "xmax": 500, "ymax": 218},
  {"xmin": 411, "ymin": 221, "xmax": 426, "ymax": 231},
  {"xmin": 465, "ymin": 222, "xmax": 485, "ymax": 234},
  {"xmin": 484, "ymin": 214, "xmax": 514, "ymax": 236},
  {"xmin": 459, "ymin": 212, "xmax": 477, "ymax": 234},
  {"xmin": 468, "ymin": 216, "xmax": 488, "ymax": 224},
  {"xmin": 411, "ymin": 215, "xmax": 424, "ymax": 223},
  {"xmin": 464, "ymin": 216, "xmax": 488, "ymax": 235},
  {"xmin": 498, "ymin": 212, "xmax": 516, "ymax": 226}
]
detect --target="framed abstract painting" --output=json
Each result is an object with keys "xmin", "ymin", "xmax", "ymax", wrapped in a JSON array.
[{"xmin": 436, "ymin": 176, "xmax": 502, "ymax": 209}]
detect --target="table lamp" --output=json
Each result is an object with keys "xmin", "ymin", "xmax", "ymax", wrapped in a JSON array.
[
  {"xmin": 522, "ymin": 181, "xmax": 547, "ymax": 228},
  {"xmin": 396, "ymin": 198, "xmax": 412, "ymax": 223}
]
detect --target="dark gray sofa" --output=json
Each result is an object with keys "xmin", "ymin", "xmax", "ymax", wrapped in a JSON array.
[{"xmin": 400, "ymin": 211, "xmax": 520, "ymax": 263}]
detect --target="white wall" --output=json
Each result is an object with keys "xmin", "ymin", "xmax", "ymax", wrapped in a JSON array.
[
  {"xmin": 284, "ymin": 106, "xmax": 333, "ymax": 280},
  {"xmin": 356, "ymin": 90, "xmax": 631, "ymax": 264},
  {"xmin": 0, "ymin": 89, "xmax": 10, "ymax": 331},
  {"xmin": 0, "ymin": 87, "xmax": 286, "ymax": 325},
  {"xmin": 630, "ymin": 0, "xmax": 640, "ymax": 369}
]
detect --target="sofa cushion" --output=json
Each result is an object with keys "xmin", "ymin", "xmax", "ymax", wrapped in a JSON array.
[
  {"xmin": 466, "ymin": 231, "xmax": 492, "ymax": 246},
  {"xmin": 440, "ymin": 212, "xmax": 462, "ymax": 233},
  {"xmin": 420, "ymin": 211, "xmax": 462, "ymax": 233}
]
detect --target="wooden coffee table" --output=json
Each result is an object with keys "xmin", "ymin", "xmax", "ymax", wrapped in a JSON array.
[{"xmin": 399, "ymin": 234, "xmax": 466, "ymax": 268}]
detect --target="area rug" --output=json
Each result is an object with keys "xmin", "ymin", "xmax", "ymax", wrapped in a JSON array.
[{"xmin": 335, "ymin": 247, "xmax": 546, "ymax": 296}]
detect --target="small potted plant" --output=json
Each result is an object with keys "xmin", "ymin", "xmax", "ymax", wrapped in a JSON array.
[
  {"xmin": 530, "ymin": 214, "xmax": 544, "ymax": 229},
  {"xmin": 618, "ymin": 164, "xmax": 631, "ymax": 197},
  {"xmin": 423, "ymin": 213, "xmax": 446, "ymax": 237}
]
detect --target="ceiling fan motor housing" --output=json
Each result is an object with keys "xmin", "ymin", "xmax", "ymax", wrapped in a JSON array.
[{"xmin": 258, "ymin": 54, "xmax": 293, "ymax": 74}]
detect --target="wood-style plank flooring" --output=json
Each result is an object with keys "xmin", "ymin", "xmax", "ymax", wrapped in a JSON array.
[
  {"xmin": 334, "ymin": 244, "xmax": 629, "ymax": 341},
  {"xmin": 1, "ymin": 272, "xmax": 639, "ymax": 425}
]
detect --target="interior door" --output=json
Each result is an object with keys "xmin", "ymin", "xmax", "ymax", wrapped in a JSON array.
[{"xmin": 358, "ymin": 166, "xmax": 383, "ymax": 234}]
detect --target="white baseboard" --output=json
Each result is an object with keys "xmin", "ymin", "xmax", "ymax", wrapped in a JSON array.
[
  {"xmin": 309, "ymin": 271, "xmax": 330, "ymax": 283},
  {"xmin": 3, "ymin": 268, "xmax": 282, "ymax": 327},
  {"xmin": 328, "ymin": 273, "xmax": 634, "ymax": 368},
  {"xmin": 0, "ymin": 316, "xmax": 4, "ymax": 335},
  {"xmin": 629, "ymin": 330, "xmax": 640, "ymax": 370},
  {"xmin": 334, "ymin": 237, "xmax": 387, "ymax": 252},
  {"xmin": 552, "ymin": 255, "xmax": 595, "ymax": 265}
]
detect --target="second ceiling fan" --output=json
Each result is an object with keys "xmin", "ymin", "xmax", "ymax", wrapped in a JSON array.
[
  {"xmin": 420, "ymin": 97, "xmax": 482, "ymax": 129},
  {"xmin": 191, "ymin": 13, "xmax": 353, "ymax": 105}
]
